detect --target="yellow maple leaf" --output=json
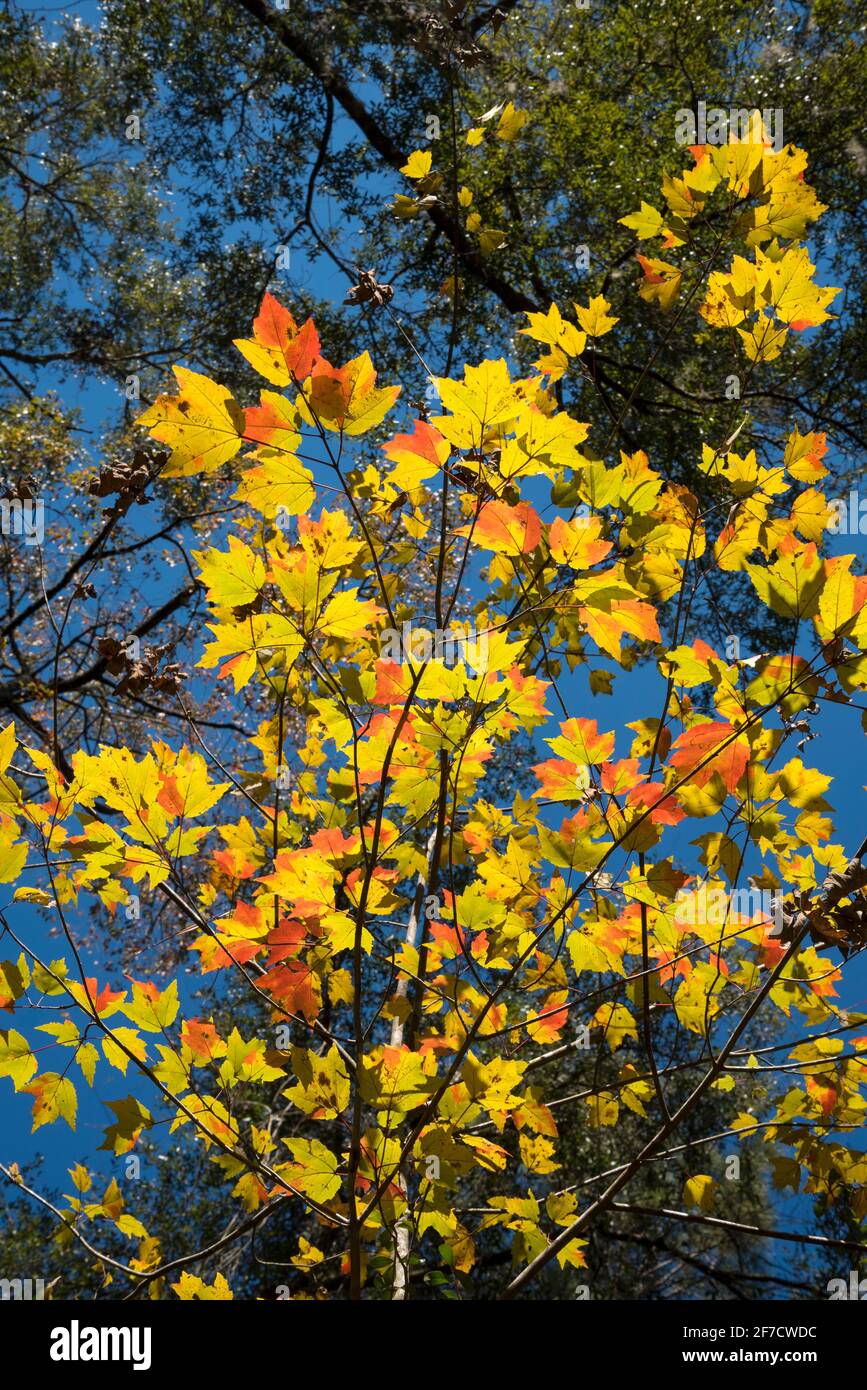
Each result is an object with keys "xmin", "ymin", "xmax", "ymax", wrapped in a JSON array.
[
  {"xmin": 194, "ymin": 536, "xmax": 266, "ymax": 611},
  {"xmin": 520, "ymin": 302, "xmax": 586, "ymax": 356},
  {"xmin": 684, "ymin": 1174, "xmax": 715, "ymax": 1211},
  {"xmin": 432, "ymin": 358, "xmax": 522, "ymax": 449},
  {"xmin": 636, "ymin": 255, "xmax": 682, "ymax": 312},
  {"xmin": 137, "ymin": 366, "xmax": 246, "ymax": 476},
  {"xmin": 400, "ymin": 148, "xmax": 432, "ymax": 179},
  {"xmin": 496, "ymin": 102, "xmax": 528, "ymax": 141},
  {"xmin": 574, "ymin": 294, "xmax": 619, "ymax": 337},
  {"xmin": 618, "ymin": 201, "xmax": 665, "ymax": 239},
  {"xmin": 318, "ymin": 588, "xmax": 382, "ymax": 640},
  {"xmin": 233, "ymin": 449, "xmax": 314, "ymax": 520}
]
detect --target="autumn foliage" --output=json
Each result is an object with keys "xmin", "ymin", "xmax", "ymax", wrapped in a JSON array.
[{"xmin": 2, "ymin": 118, "xmax": 867, "ymax": 1302}]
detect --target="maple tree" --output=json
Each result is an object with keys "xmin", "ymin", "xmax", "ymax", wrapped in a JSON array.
[
  {"xmin": 2, "ymin": 111, "xmax": 867, "ymax": 1304},
  {"xmin": 3, "ymin": 0, "xmax": 866, "ymax": 778}
]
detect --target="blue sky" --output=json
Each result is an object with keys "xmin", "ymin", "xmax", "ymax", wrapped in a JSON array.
[{"xmin": 3, "ymin": 3, "xmax": 866, "ymax": 1286}]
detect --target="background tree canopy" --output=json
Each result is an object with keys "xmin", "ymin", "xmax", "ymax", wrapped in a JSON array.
[{"xmin": 3, "ymin": 0, "xmax": 865, "ymax": 425}]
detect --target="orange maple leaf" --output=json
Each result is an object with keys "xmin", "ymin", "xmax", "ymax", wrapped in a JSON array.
[
  {"xmin": 234, "ymin": 292, "xmax": 320, "ymax": 384},
  {"xmin": 458, "ymin": 500, "xmax": 542, "ymax": 555},
  {"xmin": 668, "ymin": 721, "xmax": 750, "ymax": 793}
]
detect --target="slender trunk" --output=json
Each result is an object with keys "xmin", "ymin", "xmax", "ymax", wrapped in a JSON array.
[{"xmin": 390, "ymin": 831, "xmax": 437, "ymax": 1299}]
